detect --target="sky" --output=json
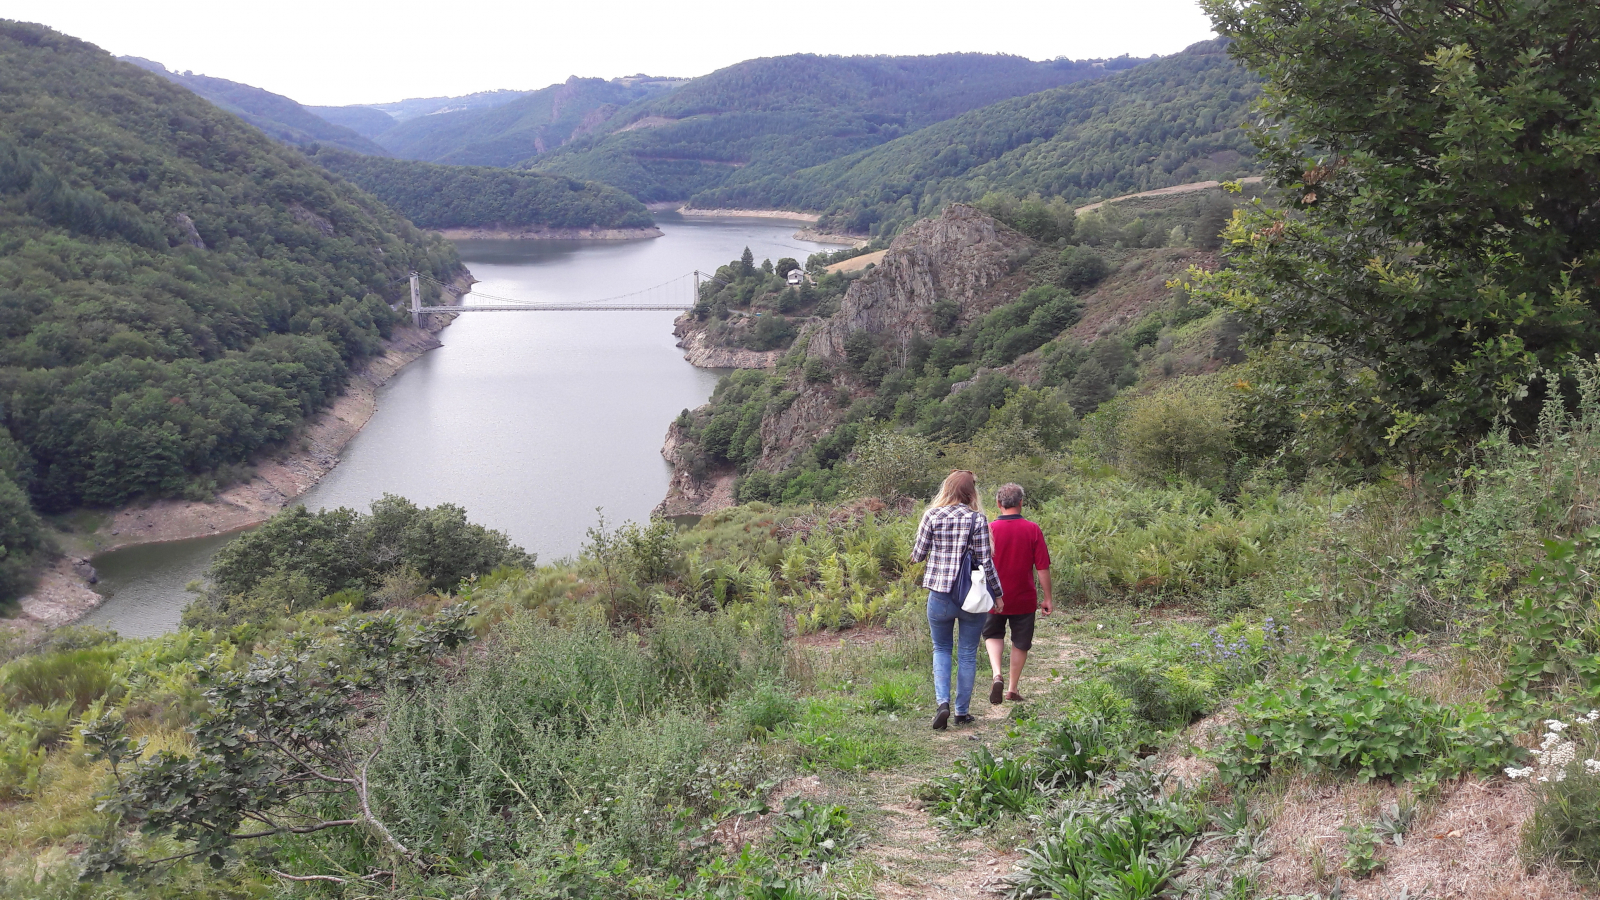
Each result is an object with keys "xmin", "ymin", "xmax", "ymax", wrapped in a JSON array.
[{"xmin": 6, "ymin": 0, "xmax": 1218, "ymax": 107}]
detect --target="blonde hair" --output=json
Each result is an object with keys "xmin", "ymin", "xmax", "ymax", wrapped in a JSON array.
[{"xmin": 931, "ymin": 470, "xmax": 982, "ymax": 513}]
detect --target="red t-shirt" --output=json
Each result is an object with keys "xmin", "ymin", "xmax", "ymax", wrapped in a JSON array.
[{"xmin": 990, "ymin": 515, "xmax": 1050, "ymax": 614}]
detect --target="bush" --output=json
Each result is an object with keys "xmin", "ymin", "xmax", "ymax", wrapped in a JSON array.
[
  {"xmin": 844, "ymin": 430, "xmax": 939, "ymax": 501},
  {"xmin": 1, "ymin": 645, "xmax": 119, "ymax": 713},
  {"xmin": 1119, "ymin": 379, "xmax": 1235, "ymax": 482},
  {"xmin": 925, "ymin": 745, "xmax": 1042, "ymax": 829},
  {"xmin": 1060, "ymin": 246, "xmax": 1109, "ymax": 291},
  {"xmin": 1212, "ymin": 644, "xmax": 1523, "ymax": 785},
  {"xmin": 1523, "ymin": 715, "xmax": 1600, "ymax": 884},
  {"xmin": 729, "ymin": 682, "xmax": 801, "ymax": 739}
]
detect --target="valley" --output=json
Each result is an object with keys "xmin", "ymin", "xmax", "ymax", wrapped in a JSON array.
[{"xmin": 6, "ymin": 5, "xmax": 1600, "ymax": 900}]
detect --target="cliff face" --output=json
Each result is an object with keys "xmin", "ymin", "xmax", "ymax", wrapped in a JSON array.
[
  {"xmin": 674, "ymin": 317, "xmax": 788, "ymax": 369},
  {"xmin": 806, "ymin": 205, "xmax": 1030, "ymax": 360},
  {"xmin": 656, "ymin": 205, "xmax": 1036, "ymax": 515}
]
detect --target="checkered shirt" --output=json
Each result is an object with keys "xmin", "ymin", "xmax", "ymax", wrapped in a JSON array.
[{"xmin": 910, "ymin": 504, "xmax": 1003, "ymax": 598}]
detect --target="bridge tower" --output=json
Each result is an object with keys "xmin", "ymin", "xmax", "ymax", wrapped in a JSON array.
[{"xmin": 409, "ymin": 271, "xmax": 421, "ymax": 328}]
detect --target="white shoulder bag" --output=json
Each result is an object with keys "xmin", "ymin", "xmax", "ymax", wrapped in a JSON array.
[{"xmin": 961, "ymin": 560, "xmax": 994, "ymax": 614}]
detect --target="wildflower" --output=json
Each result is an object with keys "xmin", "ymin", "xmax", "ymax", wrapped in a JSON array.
[
  {"xmin": 1546, "ymin": 719, "xmax": 1569, "ymax": 733},
  {"xmin": 1505, "ymin": 766, "xmax": 1536, "ymax": 779},
  {"xmin": 1584, "ymin": 759, "xmax": 1600, "ymax": 775}
]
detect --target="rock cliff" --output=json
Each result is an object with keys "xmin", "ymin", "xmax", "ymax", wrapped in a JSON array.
[
  {"xmin": 656, "ymin": 205, "xmax": 1037, "ymax": 514},
  {"xmin": 805, "ymin": 205, "xmax": 1032, "ymax": 360},
  {"xmin": 674, "ymin": 317, "xmax": 789, "ymax": 369}
]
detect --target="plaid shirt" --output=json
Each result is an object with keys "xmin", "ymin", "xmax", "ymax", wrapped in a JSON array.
[{"xmin": 910, "ymin": 504, "xmax": 1003, "ymax": 598}]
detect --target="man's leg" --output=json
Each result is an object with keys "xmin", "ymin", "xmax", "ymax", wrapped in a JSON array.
[
  {"xmin": 982, "ymin": 615, "xmax": 1007, "ymax": 703},
  {"xmin": 1007, "ymin": 646, "xmax": 1028, "ymax": 694},
  {"xmin": 1005, "ymin": 613, "xmax": 1036, "ymax": 699}
]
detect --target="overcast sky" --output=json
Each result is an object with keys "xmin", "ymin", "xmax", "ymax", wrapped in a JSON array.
[{"xmin": 8, "ymin": 0, "xmax": 1219, "ymax": 107}]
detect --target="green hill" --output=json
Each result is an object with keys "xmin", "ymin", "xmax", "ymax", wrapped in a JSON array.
[
  {"xmin": 120, "ymin": 57, "xmax": 390, "ymax": 156},
  {"xmin": 306, "ymin": 104, "xmax": 397, "ymax": 140},
  {"xmin": 0, "ymin": 20, "xmax": 464, "ymax": 592},
  {"xmin": 370, "ymin": 76, "xmax": 681, "ymax": 168},
  {"xmin": 758, "ymin": 39, "xmax": 1262, "ymax": 236},
  {"xmin": 308, "ymin": 148, "xmax": 655, "ymax": 231},
  {"xmin": 526, "ymin": 53, "xmax": 1140, "ymax": 203}
]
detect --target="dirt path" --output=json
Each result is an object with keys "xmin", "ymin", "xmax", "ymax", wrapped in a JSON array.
[
  {"xmin": 847, "ymin": 614, "xmax": 1089, "ymax": 899},
  {"xmin": 1075, "ymin": 176, "xmax": 1265, "ymax": 214}
]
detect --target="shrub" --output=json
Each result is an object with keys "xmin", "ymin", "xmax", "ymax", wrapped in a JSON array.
[
  {"xmin": 1, "ymin": 645, "xmax": 119, "ymax": 713},
  {"xmin": 1105, "ymin": 657, "xmax": 1214, "ymax": 730},
  {"xmin": 925, "ymin": 745, "xmax": 1043, "ymax": 829},
  {"xmin": 1005, "ymin": 770, "xmax": 1204, "ymax": 900},
  {"xmin": 844, "ymin": 430, "xmax": 939, "ymax": 501},
  {"xmin": 1212, "ymin": 644, "xmax": 1523, "ymax": 784},
  {"xmin": 1059, "ymin": 246, "xmax": 1109, "ymax": 291},
  {"xmin": 729, "ymin": 682, "xmax": 801, "ymax": 739},
  {"xmin": 1119, "ymin": 379, "xmax": 1235, "ymax": 483},
  {"xmin": 1523, "ymin": 714, "xmax": 1600, "ymax": 884},
  {"xmin": 772, "ymin": 797, "xmax": 856, "ymax": 862}
]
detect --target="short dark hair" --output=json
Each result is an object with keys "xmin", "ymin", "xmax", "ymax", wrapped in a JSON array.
[{"xmin": 997, "ymin": 483, "xmax": 1025, "ymax": 509}]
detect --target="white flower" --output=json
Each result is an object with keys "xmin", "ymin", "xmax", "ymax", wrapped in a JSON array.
[
  {"xmin": 1539, "ymin": 776, "xmax": 1550, "ymax": 783},
  {"xmin": 1583, "ymin": 710, "xmax": 1600, "ymax": 724},
  {"xmin": 1583, "ymin": 759, "xmax": 1600, "ymax": 774},
  {"xmin": 1547, "ymin": 719, "xmax": 1569, "ymax": 733},
  {"xmin": 1506, "ymin": 766, "xmax": 1536, "ymax": 779}
]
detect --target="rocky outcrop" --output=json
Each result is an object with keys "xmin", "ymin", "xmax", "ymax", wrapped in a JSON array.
[
  {"xmin": 654, "ymin": 422, "xmax": 738, "ymax": 516},
  {"xmin": 805, "ymin": 205, "xmax": 1030, "ymax": 360},
  {"xmin": 674, "ymin": 317, "xmax": 786, "ymax": 368},
  {"xmin": 656, "ymin": 205, "xmax": 1037, "ymax": 513}
]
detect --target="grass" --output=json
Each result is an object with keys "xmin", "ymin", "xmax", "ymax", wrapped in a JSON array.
[{"xmin": 14, "ymin": 399, "xmax": 1600, "ymax": 899}]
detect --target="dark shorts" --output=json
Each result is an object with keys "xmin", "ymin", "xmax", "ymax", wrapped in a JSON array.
[{"xmin": 982, "ymin": 612, "xmax": 1036, "ymax": 651}]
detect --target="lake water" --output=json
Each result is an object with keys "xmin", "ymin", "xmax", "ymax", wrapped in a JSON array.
[{"xmin": 80, "ymin": 214, "xmax": 842, "ymax": 637}]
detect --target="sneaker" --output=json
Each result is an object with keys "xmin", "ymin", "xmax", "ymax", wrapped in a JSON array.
[
  {"xmin": 932, "ymin": 702, "xmax": 951, "ymax": 731},
  {"xmin": 953, "ymin": 714, "xmax": 976, "ymax": 726},
  {"xmin": 1005, "ymin": 690, "xmax": 1025, "ymax": 703},
  {"xmin": 989, "ymin": 676, "xmax": 1005, "ymax": 705}
]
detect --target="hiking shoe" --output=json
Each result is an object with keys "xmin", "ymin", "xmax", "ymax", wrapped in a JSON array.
[
  {"xmin": 1005, "ymin": 690, "xmax": 1025, "ymax": 703},
  {"xmin": 989, "ymin": 677, "xmax": 1005, "ymax": 705},
  {"xmin": 953, "ymin": 714, "xmax": 976, "ymax": 726},
  {"xmin": 932, "ymin": 702, "xmax": 951, "ymax": 731}
]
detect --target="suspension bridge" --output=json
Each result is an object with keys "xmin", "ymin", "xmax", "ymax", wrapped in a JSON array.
[{"xmin": 408, "ymin": 271, "xmax": 704, "ymax": 326}]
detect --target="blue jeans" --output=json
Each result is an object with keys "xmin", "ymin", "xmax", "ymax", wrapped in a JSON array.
[{"xmin": 927, "ymin": 589, "xmax": 987, "ymax": 715}]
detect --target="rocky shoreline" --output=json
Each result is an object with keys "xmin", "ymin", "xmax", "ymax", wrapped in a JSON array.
[{"xmin": 3, "ymin": 272, "xmax": 474, "ymax": 638}]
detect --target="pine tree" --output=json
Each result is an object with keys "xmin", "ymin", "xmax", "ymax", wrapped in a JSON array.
[{"xmin": 740, "ymin": 246, "xmax": 755, "ymax": 276}]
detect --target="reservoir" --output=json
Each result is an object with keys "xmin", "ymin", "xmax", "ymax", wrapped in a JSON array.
[{"xmin": 81, "ymin": 214, "xmax": 843, "ymax": 637}]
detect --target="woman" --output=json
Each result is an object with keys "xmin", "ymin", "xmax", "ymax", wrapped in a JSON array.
[{"xmin": 910, "ymin": 470, "xmax": 1002, "ymax": 730}]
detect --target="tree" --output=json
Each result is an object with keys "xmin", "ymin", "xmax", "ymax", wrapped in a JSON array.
[
  {"xmin": 845, "ymin": 430, "xmax": 939, "ymax": 501},
  {"xmin": 1060, "ymin": 246, "xmax": 1109, "ymax": 291},
  {"xmin": 775, "ymin": 257, "xmax": 800, "ymax": 279},
  {"xmin": 740, "ymin": 246, "xmax": 755, "ymax": 276},
  {"xmin": 1197, "ymin": 0, "xmax": 1600, "ymax": 454},
  {"xmin": 1119, "ymin": 379, "xmax": 1235, "ymax": 482}
]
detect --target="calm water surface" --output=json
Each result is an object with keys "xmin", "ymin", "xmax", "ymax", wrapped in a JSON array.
[{"xmin": 81, "ymin": 216, "xmax": 841, "ymax": 636}]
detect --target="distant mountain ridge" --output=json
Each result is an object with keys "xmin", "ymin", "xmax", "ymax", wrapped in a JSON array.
[
  {"xmin": 525, "ymin": 52, "xmax": 1148, "ymax": 203},
  {"xmin": 119, "ymin": 57, "xmax": 390, "ymax": 156},
  {"xmin": 366, "ymin": 76, "xmax": 682, "ymax": 168},
  {"xmin": 762, "ymin": 40, "xmax": 1262, "ymax": 236}
]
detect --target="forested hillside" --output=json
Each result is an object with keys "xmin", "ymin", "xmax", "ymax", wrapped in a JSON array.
[
  {"xmin": 0, "ymin": 22, "xmax": 463, "ymax": 600},
  {"xmin": 369, "ymin": 76, "xmax": 681, "ymax": 167},
  {"xmin": 120, "ymin": 57, "xmax": 390, "ymax": 156},
  {"xmin": 528, "ymin": 53, "xmax": 1142, "ymax": 203},
  {"xmin": 781, "ymin": 39, "xmax": 1260, "ymax": 236},
  {"xmin": 308, "ymin": 148, "xmax": 655, "ymax": 231}
]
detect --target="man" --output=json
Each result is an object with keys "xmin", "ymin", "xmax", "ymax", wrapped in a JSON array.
[{"xmin": 985, "ymin": 482, "xmax": 1052, "ymax": 704}]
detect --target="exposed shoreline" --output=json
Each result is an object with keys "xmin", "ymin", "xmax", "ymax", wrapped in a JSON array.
[
  {"xmin": 3, "ymin": 272, "xmax": 474, "ymax": 638},
  {"xmin": 436, "ymin": 224, "xmax": 663, "ymax": 240},
  {"xmin": 795, "ymin": 228, "xmax": 867, "ymax": 247},
  {"xmin": 676, "ymin": 206, "xmax": 821, "ymax": 223}
]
